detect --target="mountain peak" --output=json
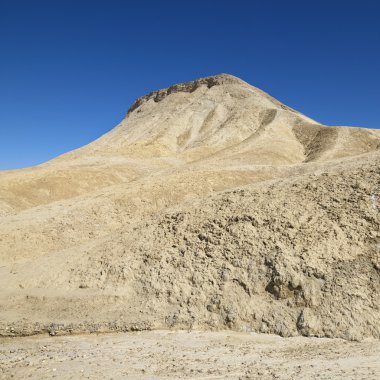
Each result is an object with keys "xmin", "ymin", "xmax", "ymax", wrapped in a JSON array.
[
  {"xmin": 127, "ymin": 73, "xmax": 246, "ymax": 114},
  {"xmin": 63, "ymin": 73, "xmax": 379, "ymax": 167}
]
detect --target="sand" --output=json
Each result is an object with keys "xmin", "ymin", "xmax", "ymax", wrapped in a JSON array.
[{"xmin": 1, "ymin": 331, "xmax": 379, "ymax": 379}]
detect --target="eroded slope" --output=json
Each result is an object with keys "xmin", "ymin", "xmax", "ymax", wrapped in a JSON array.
[{"xmin": 0, "ymin": 74, "xmax": 379, "ymax": 339}]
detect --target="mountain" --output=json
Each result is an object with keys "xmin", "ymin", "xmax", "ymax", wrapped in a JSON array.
[{"xmin": 0, "ymin": 74, "xmax": 379, "ymax": 339}]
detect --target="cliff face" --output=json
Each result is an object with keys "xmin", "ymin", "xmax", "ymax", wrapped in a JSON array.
[{"xmin": 0, "ymin": 74, "xmax": 379, "ymax": 339}]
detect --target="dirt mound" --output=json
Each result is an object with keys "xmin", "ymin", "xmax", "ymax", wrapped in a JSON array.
[{"xmin": 0, "ymin": 74, "xmax": 379, "ymax": 340}]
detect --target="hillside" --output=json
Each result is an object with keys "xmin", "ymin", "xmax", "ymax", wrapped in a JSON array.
[{"xmin": 0, "ymin": 74, "xmax": 379, "ymax": 339}]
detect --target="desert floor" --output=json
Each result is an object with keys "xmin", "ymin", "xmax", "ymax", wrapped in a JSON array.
[{"xmin": 1, "ymin": 331, "xmax": 379, "ymax": 379}]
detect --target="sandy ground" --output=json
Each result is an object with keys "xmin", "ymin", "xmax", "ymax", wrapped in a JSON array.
[{"xmin": 1, "ymin": 331, "xmax": 379, "ymax": 379}]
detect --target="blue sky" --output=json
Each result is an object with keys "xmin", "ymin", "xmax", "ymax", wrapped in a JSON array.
[{"xmin": 1, "ymin": 0, "xmax": 379, "ymax": 169}]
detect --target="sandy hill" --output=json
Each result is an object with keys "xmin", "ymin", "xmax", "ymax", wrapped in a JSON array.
[{"xmin": 0, "ymin": 74, "xmax": 379, "ymax": 340}]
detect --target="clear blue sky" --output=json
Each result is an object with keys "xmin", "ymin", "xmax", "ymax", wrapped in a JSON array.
[{"xmin": 1, "ymin": 0, "xmax": 379, "ymax": 169}]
